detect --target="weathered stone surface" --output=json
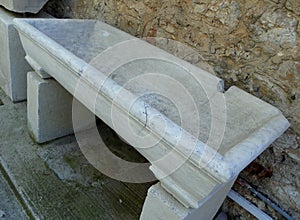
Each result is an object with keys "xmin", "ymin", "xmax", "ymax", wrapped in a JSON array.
[
  {"xmin": 252, "ymin": 140, "xmax": 300, "ymax": 218},
  {"xmin": 285, "ymin": 0, "xmax": 300, "ymax": 15},
  {"xmin": 0, "ymin": 0, "xmax": 49, "ymax": 13}
]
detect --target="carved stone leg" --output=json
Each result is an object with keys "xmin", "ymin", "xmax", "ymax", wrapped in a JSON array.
[{"xmin": 140, "ymin": 178, "xmax": 236, "ymax": 220}]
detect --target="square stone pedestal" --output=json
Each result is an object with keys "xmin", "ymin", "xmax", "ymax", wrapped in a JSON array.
[
  {"xmin": 27, "ymin": 71, "xmax": 74, "ymax": 143},
  {"xmin": 27, "ymin": 71, "xmax": 93, "ymax": 143}
]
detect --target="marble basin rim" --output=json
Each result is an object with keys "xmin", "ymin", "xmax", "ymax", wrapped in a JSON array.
[{"xmin": 13, "ymin": 18, "xmax": 290, "ymax": 208}]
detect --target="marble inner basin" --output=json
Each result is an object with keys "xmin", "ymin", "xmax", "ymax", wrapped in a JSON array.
[
  {"xmin": 14, "ymin": 19, "xmax": 290, "ymax": 209},
  {"xmin": 0, "ymin": 0, "xmax": 49, "ymax": 13}
]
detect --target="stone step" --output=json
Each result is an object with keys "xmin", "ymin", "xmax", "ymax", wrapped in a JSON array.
[{"xmin": 0, "ymin": 166, "xmax": 29, "ymax": 220}]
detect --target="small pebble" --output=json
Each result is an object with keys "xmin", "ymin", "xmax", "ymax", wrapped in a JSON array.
[
  {"xmin": 215, "ymin": 211, "xmax": 227, "ymax": 220},
  {"xmin": 0, "ymin": 210, "xmax": 5, "ymax": 218}
]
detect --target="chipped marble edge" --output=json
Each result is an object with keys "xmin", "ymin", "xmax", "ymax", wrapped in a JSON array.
[{"xmin": 224, "ymin": 113, "xmax": 290, "ymax": 175}]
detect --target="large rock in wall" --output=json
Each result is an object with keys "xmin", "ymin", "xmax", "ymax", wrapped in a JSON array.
[{"xmin": 44, "ymin": 0, "xmax": 299, "ymax": 218}]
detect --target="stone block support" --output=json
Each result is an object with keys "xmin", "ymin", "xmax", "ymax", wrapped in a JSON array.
[
  {"xmin": 0, "ymin": 8, "xmax": 49, "ymax": 102},
  {"xmin": 140, "ymin": 178, "xmax": 236, "ymax": 220},
  {"xmin": 27, "ymin": 71, "xmax": 74, "ymax": 143},
  {"xmin": 27, "ymin": 71, "xmax": 93, "ymax": 143}
]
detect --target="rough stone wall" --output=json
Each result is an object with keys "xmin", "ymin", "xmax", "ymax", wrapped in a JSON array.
[{"xmin": 44, "ymin": 0, "xmax": 299, "ymax": 219}]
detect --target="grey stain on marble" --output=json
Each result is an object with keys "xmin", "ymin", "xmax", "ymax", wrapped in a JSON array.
[{"xmin": 26, "ymin": 19, "xmax": 133, "ymax": 63}]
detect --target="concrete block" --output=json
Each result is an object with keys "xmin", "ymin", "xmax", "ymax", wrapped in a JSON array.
[
  {"xmin": 0, "ymin": 0, "xmax": 49, "ymax": 13},
  {"xmin": 27, "ymin": 71, "xmax": 74, "ymax": 143},
  {"xmin": 140, "ymin": 179, "xmax": 235, "ymax": 220},
  {"xmin": 0, "ymin": 8, "xmax": 49, "ymax": 102}
]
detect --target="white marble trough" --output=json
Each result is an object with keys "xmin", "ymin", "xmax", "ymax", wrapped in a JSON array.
[
  {"xmin": 0, "ymin": 0, "xmax": 49, "ymax": 13},
  {"xmin": 14, "ymin": 19, "xmax": 290, "ymax": 219}
]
